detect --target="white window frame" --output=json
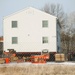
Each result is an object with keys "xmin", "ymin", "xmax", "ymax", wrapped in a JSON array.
[
  {"xmin": 12, "ymin": 37, "xmax": 18, "ymax": 44},
  {"xmin": 42, "ymin": 20, "xmax": 48, "ymax": 27},
  {"xmin": 42, "ymin": 37, "xmax": 48, "ymax": 43},
  {"xmin": 12, "ymin": 21, "xmax": 17, "ymax": 28}
]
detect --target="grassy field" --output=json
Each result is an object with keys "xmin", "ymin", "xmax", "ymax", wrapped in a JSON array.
[{"xmin": 0, "ymin": 64, "xmax": 75, "ymax": 75}]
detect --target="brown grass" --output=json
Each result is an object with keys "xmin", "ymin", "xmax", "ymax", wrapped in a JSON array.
[{"xmin": 0, "ymin": 64, "xmax": 75, "ymax": 75}]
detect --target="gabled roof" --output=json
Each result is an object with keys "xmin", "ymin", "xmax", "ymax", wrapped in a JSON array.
[{"xmin": 4, "ymin": 7, "xmax": 57, "ymax": 19}]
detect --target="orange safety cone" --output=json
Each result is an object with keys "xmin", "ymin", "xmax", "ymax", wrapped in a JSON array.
[{"xmin": 5, "ymin": 58, "xmax": 9, "ymax": 64}]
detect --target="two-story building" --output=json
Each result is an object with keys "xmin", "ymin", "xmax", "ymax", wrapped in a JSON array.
[{"xmin": 3, "ymin": 7, "xmax": 61, "ymax": 60}]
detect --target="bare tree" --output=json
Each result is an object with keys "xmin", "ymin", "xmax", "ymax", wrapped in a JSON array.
[
  {"xmin": 66, "ymin": 12, "xmax": 75, "ymax": 52},
  {"xmin": 61, "ymin": 12, "xmax": 75, "ymax": 54},
  {"xmin": 66, "ymin": 12, "xmax": 75, "ymax": 35},
  {"xmin": 42, "ymin": 3, "xmax": 66, "ymax": 29}
]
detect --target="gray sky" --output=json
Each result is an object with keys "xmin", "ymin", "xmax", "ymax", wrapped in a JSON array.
[{"xmin": 0, "ymin": 0, "xmax": 75, "ymax": 36}]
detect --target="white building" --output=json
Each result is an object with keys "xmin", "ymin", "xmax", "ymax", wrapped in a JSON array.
[{"xmin": 3, "ymin": 7, "xmax": 61, "ymax": 54}]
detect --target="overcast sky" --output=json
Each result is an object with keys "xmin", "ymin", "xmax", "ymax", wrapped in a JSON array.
[{"xmin": 0, "ymin": 0, "xmax": 75, "ymax": 36}]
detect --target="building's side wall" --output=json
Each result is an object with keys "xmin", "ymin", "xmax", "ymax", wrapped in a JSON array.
[
  {"xmin": 3, "ymin": 8, "xmax": 57, "ymax": 52},
  {"xmin": 56, "ymin": 21, "xmax": 61, "ymax": 52}
]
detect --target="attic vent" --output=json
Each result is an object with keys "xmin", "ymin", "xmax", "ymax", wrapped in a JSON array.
[{"xmin": 26, "ymin": 10, "xmax": 34, "ymax": 14}]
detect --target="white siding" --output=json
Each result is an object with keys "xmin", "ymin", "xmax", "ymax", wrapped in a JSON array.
[{"xmin": 3, "ymin": 7, "xmax": 57, "ymax": 52}]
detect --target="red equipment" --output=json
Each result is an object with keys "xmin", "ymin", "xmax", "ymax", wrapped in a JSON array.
[{"xmin": 31, "ymin": 54, "xmax": 49, "ymax": 63}]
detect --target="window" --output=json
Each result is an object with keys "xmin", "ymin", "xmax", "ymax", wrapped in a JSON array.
[
  {"xmin": 12, "ymin": 37, "xmax": 18, "ymax": 44},
  {"xmin": 42, "ymin": 37, "xmax": 48, "ymax": 43},
  {"xmin": 42, "ymin": 20, "xmax": 48, "ymax": 27},
  {"xmin": 12, "ymin": 21, "xmax": 17, "ymax": 28}
]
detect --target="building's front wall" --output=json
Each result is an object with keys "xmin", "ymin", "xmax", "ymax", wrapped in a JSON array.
[{"xmin": 3, "ymin": 8, "xmax": 57, "ymax": 52}]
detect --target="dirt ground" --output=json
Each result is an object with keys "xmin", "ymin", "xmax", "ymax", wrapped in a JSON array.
[{"xmin": 0, "ymin": 63, "xmax": 75, "ymax": 75}]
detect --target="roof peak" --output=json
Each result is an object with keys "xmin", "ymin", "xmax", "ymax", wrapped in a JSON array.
[{"xmin": 4, "ymin": 7, "xmax": 57, "ymax": 19}]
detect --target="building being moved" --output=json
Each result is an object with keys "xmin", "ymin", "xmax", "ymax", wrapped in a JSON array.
[{"xmin": 3, "ymin": 7, "xmax": 61, "ymax": 60}]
